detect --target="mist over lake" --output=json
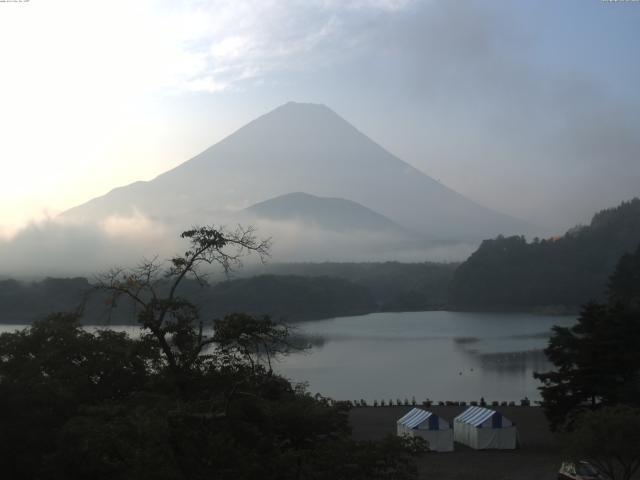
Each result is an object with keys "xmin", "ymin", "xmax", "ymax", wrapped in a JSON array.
[{"xmin": 275, "ymin": 311, "xmax": 576, "ymax": 403}]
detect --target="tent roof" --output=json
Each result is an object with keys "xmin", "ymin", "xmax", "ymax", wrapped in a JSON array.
[
  {"xmin": 455, "ymin": 406, "xmax": 502, "ymax": 427},
  {"xmin": 397, "ymin": 408, "xmax": 434, "ymax": 429}
]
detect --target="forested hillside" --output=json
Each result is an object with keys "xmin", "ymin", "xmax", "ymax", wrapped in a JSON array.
[
  {"xmin": 253, "ymin": 261, "xmax": 457, "ymax": 310},
  {"xmin": 0, "ymin": 262, "xmax": 456, "ymax": 324},
  {"xmin": 451, "ymin": 199, "xmax": 640, "ymax": 310},
  {"xmin": 0, "ymin": 274, "xmax": 377, "ymax": 324},
  {"xmin": 200, "ymin": 275, "xmax": 375, "ymax": 321},
  {"xmin": 0, "ymin": 277, "xmax": 90, "ymax": 323}
]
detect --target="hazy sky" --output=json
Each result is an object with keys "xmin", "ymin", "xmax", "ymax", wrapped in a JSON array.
[{"xmin": 1, "ymin": 0, "xmax": 639, "ymax": 237}]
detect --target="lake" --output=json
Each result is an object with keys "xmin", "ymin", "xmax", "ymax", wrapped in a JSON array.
[
  {"xmin": 0, "ymin": 310, "xmax": 575, "ymax": 403},
  {"xmin": 275, "ymin": 311, "xmax": 575, "ymax": 403}
]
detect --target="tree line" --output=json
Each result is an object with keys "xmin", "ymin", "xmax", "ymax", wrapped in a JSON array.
[{"xmin": 0, "ymin": 262, "xmax": 457, "ymax": 325}]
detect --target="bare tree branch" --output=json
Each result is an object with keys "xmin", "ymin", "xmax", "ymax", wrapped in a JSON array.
[{"xmin": 93, "ymin": 224, "xmax": 271, "ymax": 393}]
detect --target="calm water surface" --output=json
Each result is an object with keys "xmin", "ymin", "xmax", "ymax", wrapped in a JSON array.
[
  {"xmin": 275, "ymin": 311, "xmax": 575, "ymax": 403},
  {"xmin": 0, "ymin": 311, "xmax": 575, "ymax": 402}
]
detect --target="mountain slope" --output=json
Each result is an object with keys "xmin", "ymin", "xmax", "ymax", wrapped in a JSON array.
[
  {"xmin": 245, "ymin": 192, "xmax": 408, "ymax": 234},
  {"xmin": 61, "ymin": 101, "xmax": 529, "ymax": 242},
  {"xmin": 451, "ymin": 198, "xmax": 640, "ymax": 309}
]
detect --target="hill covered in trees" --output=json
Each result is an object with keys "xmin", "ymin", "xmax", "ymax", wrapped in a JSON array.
[
  {"xmin": 451, "ymin": 198, "xmax": 640, "ymax": 310},
  {"xmin": 251, "ymin": 261, "xmax": 457, "ymax": 311},
  {"xmin": 0, "ymin": 277, "xmax": 91, "ymax": 323},
  {"xmin": 201, "ymin": 275, "xmax": 375, "ymax": 321},
  {"xmin": 0, "ymin": 275, "xmax": 376, "ymax": 325},
  {"xmin": 0, "ymin": 262, "xmax": 457, "ymax": 324}
]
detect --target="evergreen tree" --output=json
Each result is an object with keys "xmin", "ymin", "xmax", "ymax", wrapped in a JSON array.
[{"xmin": 535, "ymin": 245, "xmax": 640, "ymax": 431}]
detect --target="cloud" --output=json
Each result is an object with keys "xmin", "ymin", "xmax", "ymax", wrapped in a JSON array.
[
  {"xmin": 0, "ymin": 207, "xmax": 472, "ymax": 279},
  {"xmin": 322, "ymin": 0, "xmax": 640, "ymax": 230},
  {"xmin": 319, "ymin": 0, "xmax": 414, "ymax": 10},
  {"xmin": 100, "ymin": 211, "xmax": 169, "ymax": 240},
  {"xmin": 1, "ymin": 0, "xmax": 637, "ymax": 237},
  {"xmin": 244, "ymin": 217, "xmax": 473, "ymax": 263},
  {"xmin": 176, "ymin": 3, "xmax": 340, "ymax": 92},
  {"xmin": 0, "ymin": 215, "xmax": 180, "ymax": 278},
  {"xmin": 0, "ymin": 1, "xmax": 330, "ymax": 99},
  {"xmin": 145, "ymin": 0, "xmax": 418, "ymax": 94},
  {"xmin": 185, "ymin": 77, "xmax": 232, "ymax": 93}
]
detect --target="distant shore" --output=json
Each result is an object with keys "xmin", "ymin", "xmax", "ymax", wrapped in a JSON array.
[
  {"xmin": 0, "ymin": 305, "xmax": 579, "ymax": 326},
  {"xmin": 448, "ymin": 305, "xmax": 579, "ymax": 316}
]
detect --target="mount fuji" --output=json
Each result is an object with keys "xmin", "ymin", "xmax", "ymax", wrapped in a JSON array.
[{"xmin": 61, "ymin": 102, "xmax": 530, "ymax": 260}]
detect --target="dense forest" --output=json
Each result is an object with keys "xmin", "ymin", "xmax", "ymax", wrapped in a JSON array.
[
  {"xmin": 0, "ymin": 262, "xmax": 456, "ymax": 324},
  {"xmin": 0, "ymin": 277, "xmax": 91, "ymax": 323},
  {"xmin": 0, "ymin": 275, "xmax": 376, "ymax": 325},
  {"xmin": 201, "ymin": 275, "xmax": 375, "ymax": 321},
  {"xmin": 451, "ymin": 198, "xmax": 640, "ymax": 310},
  {"xmin": 249, "ymin": 261, "xmax": 457, "ymax": 310}
]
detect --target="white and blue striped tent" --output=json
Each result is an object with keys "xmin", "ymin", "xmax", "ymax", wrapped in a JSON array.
[
  {"xmin": 396, "ymin": 408, "xmax": 453, "ymax": 452},
  {"xmin": 453, "ymin": 406, "xmax": 517, "ymax": 450}
]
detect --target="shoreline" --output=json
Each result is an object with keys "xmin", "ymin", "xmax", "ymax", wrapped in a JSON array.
[{"xmin": 0, "ymin": 306, "xmax": 579, "ymax": 326}]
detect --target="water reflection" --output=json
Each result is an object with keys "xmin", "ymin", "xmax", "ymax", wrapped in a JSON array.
[
  {"xmin": 276, "ymin": 311, "xmax": 574, "ymax": 402},
  {"xmin": 475, "ymin": 350, "xmax": 550, "ymax": 374},
  {"xmin": 451, "ymin": 333, "xmax": 553, "ymax": 374},
  {"xmin": 0, "ymin": 311, "xmax": 574, "ymax": 402}
]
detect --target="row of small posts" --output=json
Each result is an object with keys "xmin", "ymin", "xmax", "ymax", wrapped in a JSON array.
[{"xmin": 337, "ymin": 397, "xmax": 531, "ymax": 408}]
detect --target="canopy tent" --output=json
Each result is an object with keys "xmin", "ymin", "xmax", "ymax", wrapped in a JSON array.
[
  {"xmin": 453, "ymin": 406, "xmax": 517, "ymax": 450},
  {"xmin": 396, "ymin": 408, "xmax": 454, "ymax": 452}
]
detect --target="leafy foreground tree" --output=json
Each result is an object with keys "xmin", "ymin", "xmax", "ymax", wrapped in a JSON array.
[
  {"xmin": 0, "ymin": 226, "xmax": 425, "ymax": 480},
  {"xmin": 565, "ymin": 406, "xmax": 640, "ymax": 480},
  {"xmin": 535, "ymin": 244, "xmax": 640, "ymax": 430}
]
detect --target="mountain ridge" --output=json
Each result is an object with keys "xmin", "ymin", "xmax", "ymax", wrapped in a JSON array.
[
  {"xmin": 61, "ymin": 101, "xmax": 531, "ymax": 247},
  {"xmin": 245, "ymin": 191, "xmax": 411, "ymax": 234}
]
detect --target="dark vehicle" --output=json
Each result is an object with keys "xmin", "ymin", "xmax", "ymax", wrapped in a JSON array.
[{"xmin": 558, "ymin": 461, "xmax": 603, "ymax": 480}]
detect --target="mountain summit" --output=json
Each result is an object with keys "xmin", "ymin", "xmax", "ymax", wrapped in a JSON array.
[
  {"xmin": 245, "ymin": 192, "xmax": 407, "ymax": 234},
  {"xmin": 62, "ymin": 102, "xmax": 528, "ymax": 243}
]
